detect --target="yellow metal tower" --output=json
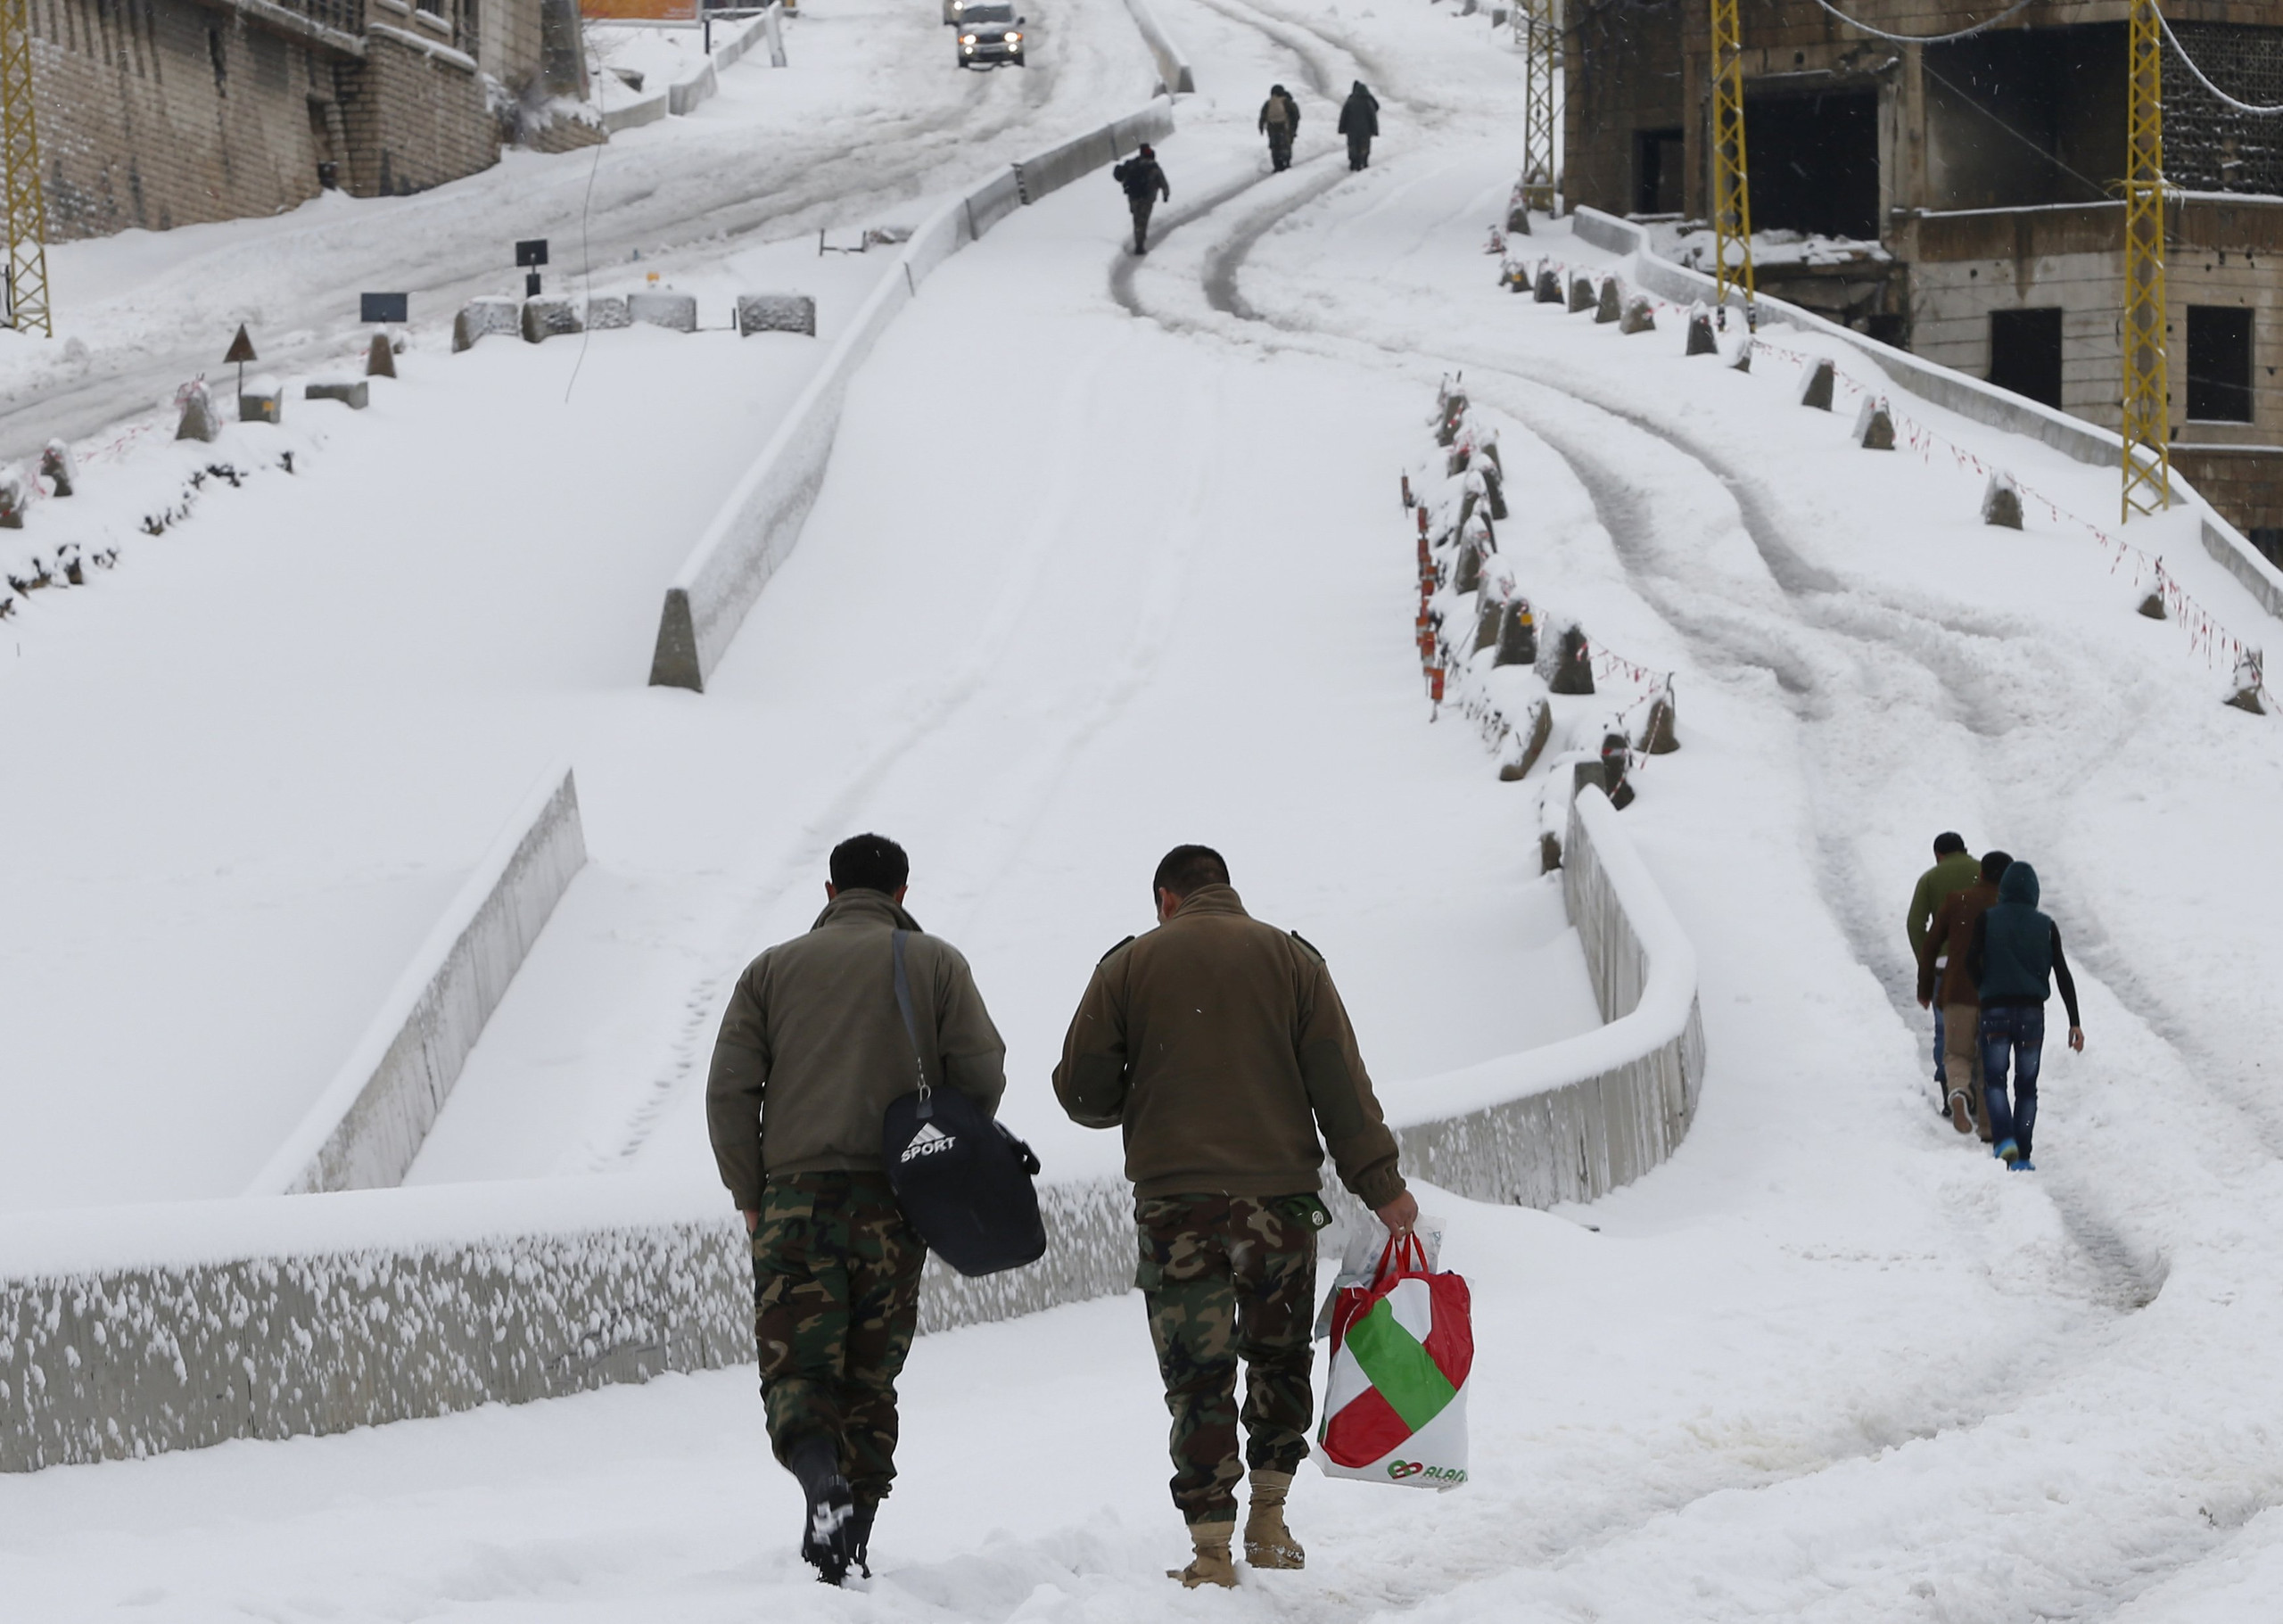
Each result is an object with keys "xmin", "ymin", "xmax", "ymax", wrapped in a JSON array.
[
  {"xmin": 2120, "ymin": 0, "xmax": 2168, "ymax": 519},
  {"xmin": 1709, "ymin": 0, "xmax": 1755, "ymax": 325},
  {"xmin": 0, "ymin": 0, "xmax": 49, "ymax": 338},
  {"xmin": 1521, "ymin": 0, "xmax": 1558, "ymax": 213}
]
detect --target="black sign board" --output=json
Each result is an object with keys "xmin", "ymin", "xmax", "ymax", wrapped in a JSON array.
[
  {"xmin": 360, "ymin": 292, "xmax": 409, "ymax": 324},
  {"xmin": 515, "ymin": 239, "xmax": 550, "ymax": 268}
]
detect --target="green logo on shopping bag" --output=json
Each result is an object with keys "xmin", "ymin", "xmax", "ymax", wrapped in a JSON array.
[{"xmin": 1344, "ymin": 1298, "xmax": 1458, "ymax": 1431}]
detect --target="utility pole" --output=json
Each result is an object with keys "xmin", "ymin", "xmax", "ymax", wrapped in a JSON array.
[
  {"xmin": 0, "ymin": 0, "xmax": 51, "ymax": 337},
  {"xmin": 1709, "ymin": 0, "xmax": 1755, "ymax": 326},
  {"xmin": 1520, "ymin": 0, "xmax": 1558, "ymax": 214},
  {"xmin": 2121, "ymin": 0, "xmax": 2170, "ymax": 521}
]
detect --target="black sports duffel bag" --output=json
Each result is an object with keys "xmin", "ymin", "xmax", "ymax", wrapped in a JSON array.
[{"xmin": 880, "ymin": 930, "xmax": 1046, "ymax": 1277}]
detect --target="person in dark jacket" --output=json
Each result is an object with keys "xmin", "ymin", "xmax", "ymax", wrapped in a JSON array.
[
  {"xmin": 1114, "ymin": 143, "xmax": 1172, "ymax": 253},
  {"xmin": 1337, "ymin": 80, "xmax": 1380, "ymax": 169},
  {"xmin": 1258, "ymin": 84, "xmax": 1300, "ymax": 170},
  {"xmin": 1963, "ymin": 861, "xmax": 2085, "ymax": 1170}
]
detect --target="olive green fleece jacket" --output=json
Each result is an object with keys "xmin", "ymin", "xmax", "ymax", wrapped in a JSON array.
[
  {"xmin": 705, "ymin": 889, "xmax": 1006, "ymax": 1211},
  {"xmin": 1051, "ymin": 884, "xmax": 1407, "ymax": 1210},
  {"xmin": 1907, "ymin": 851, "xmax": 1982, "ymax": 960}
]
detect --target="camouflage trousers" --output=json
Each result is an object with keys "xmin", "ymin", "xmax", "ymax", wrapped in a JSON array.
[
  {"xmin": 751, "ymin": 1172, "xmax": 926, "ymax": 1507},
  {"xmin": 1136, "ymin": 1193, "xmax": 1324, "ymax": 1525}
]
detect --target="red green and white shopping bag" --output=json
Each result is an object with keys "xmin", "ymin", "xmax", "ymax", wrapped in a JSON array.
[{"xmin": 1317, "ymin": 1233, "xmax": 1472, "ymax": 1489}]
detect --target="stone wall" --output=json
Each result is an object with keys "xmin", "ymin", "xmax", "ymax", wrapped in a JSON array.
[
  {"xmin": 28, "ymin": 0, "xmax": 591, "ymax": 243},
  {"xmin": 30, "ymin": 4, "xmax": 339, "ymax": 239}
]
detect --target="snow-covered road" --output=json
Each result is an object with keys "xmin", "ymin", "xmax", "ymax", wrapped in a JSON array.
[
  {"xmin": 8, "ymin": 0, "xmax": 2283, "ymax": 1616},
  {"xmin": 0, "ymin": 0, "xmax": 1159, "ymax": 464}
]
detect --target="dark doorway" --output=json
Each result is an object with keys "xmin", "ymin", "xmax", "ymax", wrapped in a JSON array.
[
  {"xmin": 1743, "ymin": 91, "xmax": 1879, "ymax": 239},
  {"xmin": 2186, "ymin": 306, "xmax": 2255, "ymax": 423},
  {"xmin": 1634, "ymin": 128, "xmax": 1685, "ymax": 215},
  {"xmin": 1989, "ymin": 308, "xmax": 2064, "ymax": 408}
]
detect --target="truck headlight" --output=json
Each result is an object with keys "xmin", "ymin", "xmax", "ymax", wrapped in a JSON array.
[
  {"xmin": 1004, "ymin": 29, "xmax": 1019, "ymax": 40},
  {"xmin": 960, "ymin": 32, "xmax": 976, "ymax": 42}
]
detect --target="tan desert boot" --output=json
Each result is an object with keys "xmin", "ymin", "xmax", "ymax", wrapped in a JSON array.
[
  {"xmin": 1244, "ymin": 1471, "xmax": 1306, "ymax": 1570},
  {"xmin": 1168, "ymin": 1518, "xmax": 1239, "ymax": 1588}
]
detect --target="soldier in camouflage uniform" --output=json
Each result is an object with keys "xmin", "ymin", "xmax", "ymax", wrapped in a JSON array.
[
  {"xmin": 708, "ymin": 834, "xmax": 1006, "ymax": 1585},
  {"xmin": 1055, "ymin": 845, "xmax": 1417, "ymax": 1589}
]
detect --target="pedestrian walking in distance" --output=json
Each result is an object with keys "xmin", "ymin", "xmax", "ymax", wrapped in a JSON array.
[
  {"xmin": 1338, "ymin": 80, "xmax": 1380, "ymax": 169},
  {"xmin": 1907, "ymin": 831, "xmax": 1981, "ymax": 1117},
  {"xmin": 1917, "ymin": 850, "xmax": 2010, "ymax": 1141},
  {"xmin": 1259, "ymin": 83, "xmax": 1300, "ymax": 171},
  {"xmin": 1963, "ymin": 861, "xmax": 2085, "ymax": 1171},
  {"xmin": 706, "ymin": 833, "xmax": 1008, "ymax": 1585},
  {"xmin": 1053, "ymin": 845, "xmax": 1418, "ymax": 1590},
  {"xmin": 1115, "ymin": 142, "xmax": 1171, "ymax": 254}
]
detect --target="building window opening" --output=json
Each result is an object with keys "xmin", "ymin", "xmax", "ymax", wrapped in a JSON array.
[
  {"xmin": 1924, "ymin": 25, "xmax": 2123, "ymax": 210},
  {"xmin": 1634, "ymin": 128, "xmax": 1685, "ymax": 216},
  {"xmin": 1989, "ymin": 308, "xmax": 2064, "ymax": 408},
  {"xmin": 1742, "ymin": 91, "xmax": 1879, "ymax": 240},
  {"xmin": 2186, "ymin": 307, "xmax": 2255, "ymax": 424}
]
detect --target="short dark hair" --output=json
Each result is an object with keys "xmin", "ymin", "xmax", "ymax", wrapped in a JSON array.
[
  {"xmin": 1933, "ymin": 831, "xmax": 1967, "ymax": 856},
  {"xmin": 1152, "ymin": 844, "xmax": 1230, "ymax": 902},
  {"xmin": 830, "ymin": 833, "xmax": 909, "ymax": 895},
  {"xmin": 1979, "ymin": 849, "xmax": 2013, "ymax": 884}
]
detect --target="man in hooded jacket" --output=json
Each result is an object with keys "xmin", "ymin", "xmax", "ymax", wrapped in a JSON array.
[
  {"xmin": 707, "ymin": 833, "xmax": 1007, "ymax": 1584},
  {"xmin": 1963, "ymin": 860, "xmax": 2085, "ymax": 1170},
  {"xmin": 1258, "ymin": 84, "xmax": 1299, "ymax": 170},
  {"xmin": 1337, "ymin": 80, "xmax": 1380, "ymax": 169}
]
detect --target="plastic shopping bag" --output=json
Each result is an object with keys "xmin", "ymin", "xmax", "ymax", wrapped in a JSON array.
[{"xmin": 1316, "ymin": 1232, "xmax": 1472, "ymax": 1490}]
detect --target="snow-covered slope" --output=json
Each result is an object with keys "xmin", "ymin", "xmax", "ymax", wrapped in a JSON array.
[{"xmin": 6, "ymin": 0, "xmax": 2283, "ymax": 1619}]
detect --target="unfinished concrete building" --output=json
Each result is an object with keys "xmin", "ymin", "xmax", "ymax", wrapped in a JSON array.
[
  {"xmin": 29, "ymin": 0, "xmax": 596, "ymax": 243},
  {"xmin": 1565, "ymin": 1, "xmax": 2282, "ymax": 547}
]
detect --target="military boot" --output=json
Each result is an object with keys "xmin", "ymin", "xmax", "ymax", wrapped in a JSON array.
[
  {"xmin": 1167, "ymin": 1519, "xmax": 1239, "ymax": 1588},
  {"xmin": 1244, "ymin": 1471, "xmax": 1305, "ymax": 1570}
]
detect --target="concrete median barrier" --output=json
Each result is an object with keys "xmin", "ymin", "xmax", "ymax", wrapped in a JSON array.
[{"xmin": 648, "ymin": 97, "xmax": 1174, "ymax": 693}]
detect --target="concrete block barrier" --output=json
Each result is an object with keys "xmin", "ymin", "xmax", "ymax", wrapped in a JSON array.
[
  {"xmin": 669, "ymin": 59, "xmax": 718, "ymax": 116},
  {"xmin": 649, "ymin": 97, "xmax": 1174, "ymax": 693},
  {"xmin": 1798, "ymin": 357, "xmax": 1835, "ymax": 411},
  {"xmin": 1568, "ymin": 275, "xmax": 1595, "ymax": 313},
  {"xmin": 0, "ymin": 786, "xmax": 1702, "ymax": 1473},
  {"xmin": 367, "ymin": 333, "xmax": 397, "ymax": 378},
  {"xmin": 38, "ymin": 439, "xmax": 75, "ymax": 497},
  {"xmin": 603, "ymin": 89, "xmax": 670, "ymax": 132},
  {"xmin": 1685, "ymin": 307, "xmax": 1717, "ymax": 356},
  {"xmin": 629, "ymin": 290, "xmax": 699, "ymax": 333},
  {"xmin": 238, "ymin": 383, "xmax": 283, "ymax": 425},
  {"xmin": 1619, "ymin": 294, "xmax": 1655, "ymax": 334},
  {"xmin": 453, "ymin": 297, "xmax": 522, "ymax": 352},
  {"xmin": 0, "ymin": 465, "xmax": 25, "ymax": 527},
  {"xmin": 305, "ymin": 380, "xmax": 370, "ymax": 410},
  {"xmin": 736, "ymin": 293, "xmax": 818, "ymax": 336},
  {"xmin": 175, "ymin": 383, "xmax": 221, "ymax": 442},
  {"xmin": 586, "ymin": 295, "xmax": 631, "ymax": 331},
  {"xmin": 1594, "ymin": 277, "xmax": 1622, "ymax": 324},
  {"xmin": 245, "ymin": 766, "xmax": 589, "ymax": 1196},
  {"xmin": 1535, "ymin": 266, "xmax": 1562, "ymax": 303},
  {"xmin": 1854, "ymin": 396, "xmax": 1895, "ymax": 449},
  {"xmin": 522, "ymin": 299, "xmax": 583, "ymax": 344},
  {"xmin": 1982, "ymin": 471, "xmax": 2023, "ymax": 530}
]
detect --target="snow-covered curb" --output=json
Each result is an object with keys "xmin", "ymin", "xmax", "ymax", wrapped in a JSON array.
[
  {"xmin": 0, "ymin": 779, "xmax": 1699, "ymax": 1471},
  {"xmin": 1567, "ymin": 206, "xmax": 2283, "ymax": 629},
  {"xmin": 647, "ymin": 99, "xmax": 1176, "ymax": 690},
  {"xmin": 242, "ymin": 766, "xmax": 589, "ymax": 1198},
  {"xmin": 1120, "ymin": 0, "xmax": 1194, "ymax": 95}
]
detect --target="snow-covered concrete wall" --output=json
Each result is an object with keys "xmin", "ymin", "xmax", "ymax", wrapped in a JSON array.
[
  {"xmin": 648, "ymin": 99, "xmax": 1175, "ymax": 691},
  {"xmin": 243, "ymin": 766, "xmax": 589, "ymax": 1197},
  {"xmin": 1117, "ymin": 0, "xmax": 1195, "ymax": 96},
  {"xmin": 1568, "ymin": 207, "xmax": 2283, "ymax": 638},
  {"xmin": 0, "ymin": 780, "xmax": 1701, "ymax": 1471}
]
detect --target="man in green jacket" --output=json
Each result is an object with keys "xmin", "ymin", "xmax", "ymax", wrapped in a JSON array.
[
  {"xmin": 1917, "ymin": 850, "xmax": 2010, "ymax": 1139},
  {"xmin": 1054, "ymin": 845, "xmax": 1416, "ymax": 1591},
  {"xmin": 1907, "ymin": 831, "xmax": 1982, "ymax": 1110},
  {"xmin": 707, "ymin": 833, "xmax": 1006, "ymax": 1586}
]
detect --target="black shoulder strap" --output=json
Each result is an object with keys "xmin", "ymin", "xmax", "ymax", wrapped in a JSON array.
[{"xmin": 891, "ymin": 930, "xmax": 932, "ymax": 1109}]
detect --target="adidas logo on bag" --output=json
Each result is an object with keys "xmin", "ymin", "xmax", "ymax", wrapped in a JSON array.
[{"xmin": 900, "ymin": 1122, "xmax": 957, "ymax": 1164}]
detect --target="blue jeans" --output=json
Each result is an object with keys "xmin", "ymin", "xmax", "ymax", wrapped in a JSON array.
[
  {"xmin": 1980, "ymin": 1004, "xmax": 2045, "ymax": 1158},
  {"xmin": 1933, "ymin": 1004, "xmax": 1947, "ymax": 1085}
]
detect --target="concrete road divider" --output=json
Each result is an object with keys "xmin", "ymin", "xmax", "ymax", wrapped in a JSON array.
[
  {"xmin": 244, "ymin": 766, "xmax": 588, "ymax": 1196},
  {"xmin": 1119, "ymin": 0, "xmax": 1194, "ymax": 94},
  {"xmin": 736, "ymin": 293, "xmax": 817, "ymax": 336},
  {"xmin": 586, "ymin": 295, "xmax": 631, "ymax": 331},
  {"xmin": 630, "ymin": 290, "xmax": 699, "ymax": 332},
  {"xmin": 522, "ymin": 299, "xmax": 582, "ymax": 343},
  {"xmin": 452, "ymin": 297, "xmax": 521, "ymax": 351},
  {"xmin": 649, "ymin": 97, "xmax": 1175, "ymax": 692},
  {"xmin": 305, "ymin": 380, "xmax": 370, "ymax": 410}
]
